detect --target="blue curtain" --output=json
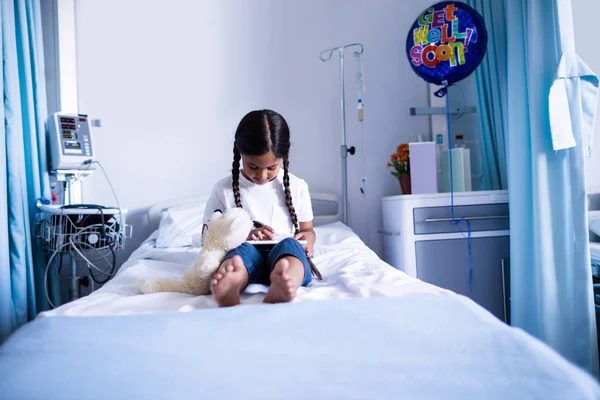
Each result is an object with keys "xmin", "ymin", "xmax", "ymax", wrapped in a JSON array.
[
  {"xmin": 1, "ymin": 0, "xmax": 52, "ymax": 343},
  {"xmin": 506, "ymin": 0, "xmax": 599, "ymax": 375},
  {"xmin": 467, "ymin": 0, "xmax": 508, "ymax": 190}
]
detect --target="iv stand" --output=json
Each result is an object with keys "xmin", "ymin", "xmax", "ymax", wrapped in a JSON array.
[
  {"xmin": 64, "ymin": 174, "xmax": 80, "ymax": 301},
  {"xmin": 55, "ymin": 169, "xmax": 93, "ymax": 301},
  {"xmin": 319, "ymin": 43, "xmax": 363, "ymax": 226}
]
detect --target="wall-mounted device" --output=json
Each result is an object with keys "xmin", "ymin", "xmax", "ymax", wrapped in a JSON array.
[{"xmin": 48, "ymin": 112, "xmax": 95, "ymax": 171}]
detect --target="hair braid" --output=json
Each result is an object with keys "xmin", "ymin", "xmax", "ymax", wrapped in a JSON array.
[
  {"xmin": 283, "ymin": 157, "xmax": 299, "ymax": 233},
  {"xmin": 283, "ymin": 157, "xmax": 322, "ymax": 280},
  {"xmin": 232, "ymin": 149, "xmax": 242, "ymax": 208}
]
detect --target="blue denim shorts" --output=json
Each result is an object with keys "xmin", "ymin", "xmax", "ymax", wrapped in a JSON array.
[{"xmin": 223, "ymin": 237, "xmax": 312, "ymax": 286}]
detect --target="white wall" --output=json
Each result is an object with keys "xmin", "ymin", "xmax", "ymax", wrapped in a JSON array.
[
  {"xmin": 41, "ymin": 0, "xmax": 60, "ymax": 115},
  {"xmin": 73, "ymin": 0, "xmax": 432, "ymax": 263},
  {"xmin": 574, "ymin": 0, "xmax": 600, "ymax": 189}
]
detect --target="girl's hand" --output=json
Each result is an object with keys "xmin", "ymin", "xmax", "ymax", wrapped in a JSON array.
[
  {"xmin": 248, "ymin": 225, "xmax": 275, "ymax": 241},
  {"xmin": 295, "ymin": 229, "xmax": 316, "ymax": 258}
]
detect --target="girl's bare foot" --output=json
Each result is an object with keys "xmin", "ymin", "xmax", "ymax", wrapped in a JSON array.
[
  {"xmin": 210, "ymin": 256, "xmax": 248, "ymax": 307},
  {"xmin": 263, "ymin": 257, "xmax": 304, "ymax": 304}
]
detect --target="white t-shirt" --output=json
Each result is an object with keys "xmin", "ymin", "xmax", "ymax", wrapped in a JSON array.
[{"xmin": 203, "ymin": 170, "xmax": 313, "ymax": 236}]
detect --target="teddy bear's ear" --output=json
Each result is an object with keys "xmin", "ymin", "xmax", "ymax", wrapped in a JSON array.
[{"xmin": 209, "ymin": 211, "xmax": 223, "ymax": 222}]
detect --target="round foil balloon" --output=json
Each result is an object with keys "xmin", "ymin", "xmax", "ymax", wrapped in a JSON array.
[{"xmin": 406, "ymin": 1, "xmax": 487, "ymax": 86}]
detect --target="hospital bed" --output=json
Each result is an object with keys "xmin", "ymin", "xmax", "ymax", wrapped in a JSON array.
[{"xmin": 0, "ymin": 193, "xmax": 599, "ymax": 399}]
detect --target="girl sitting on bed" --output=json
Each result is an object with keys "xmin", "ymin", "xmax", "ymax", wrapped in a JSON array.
[{"xmin": 202, "ymin": 109, "xmax": 322, "ymax": 307}]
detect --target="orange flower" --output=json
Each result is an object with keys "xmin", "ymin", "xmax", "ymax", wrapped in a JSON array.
[{"xmin": 387, "ymin": 143, "xmax": 411, "ymax": 177}]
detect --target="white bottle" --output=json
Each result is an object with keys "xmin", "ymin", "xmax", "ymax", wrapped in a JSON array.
[{"xmin": 357, "ymin": 99, "xmax": 364, "ymax": 122}]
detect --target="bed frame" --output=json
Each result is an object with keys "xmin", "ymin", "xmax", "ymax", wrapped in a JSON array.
[{"xmin": 147, "ymin": 192, "xmax": 341, "ymax": 232}]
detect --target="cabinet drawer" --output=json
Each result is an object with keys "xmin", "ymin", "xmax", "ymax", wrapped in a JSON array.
[
  {"xmin": 415, "ymin": 236, "xmax": 510, "ymax": 322},
  {"xmin": 413, "ymin": 203, "xmax": 509, "ymax": 235}
]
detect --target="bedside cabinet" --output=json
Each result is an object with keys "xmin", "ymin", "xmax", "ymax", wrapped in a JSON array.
[{"xmin": 381, "ymin": 191, "xmax": 510, "ymax": 323}]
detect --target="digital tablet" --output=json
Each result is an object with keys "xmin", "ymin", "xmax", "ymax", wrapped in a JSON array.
[{"xmin": 246, "ymin": 239, "xmax": 307, "ymax": 246}]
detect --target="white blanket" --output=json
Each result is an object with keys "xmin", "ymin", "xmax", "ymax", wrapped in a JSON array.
[{"xmin": 41, "ymin": 222, "xmax": 449, "ymax": 317}]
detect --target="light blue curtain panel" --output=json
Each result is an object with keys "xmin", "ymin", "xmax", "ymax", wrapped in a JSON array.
[
  {"xmin": 467, "ymin": 0, "xmax": 508, "ymax": 190},
  {"xmin": 0, "ymin": 0, "xmax": 53, "ymax": 343},
  {"xmin": 506, "ymin": 0, "xmax": 599, "ymax": 374}
]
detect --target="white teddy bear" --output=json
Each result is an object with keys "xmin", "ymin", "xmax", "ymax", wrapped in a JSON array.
[{"xmin": 138, "ymin": 207, "xmax": 253, "ymax": 296}]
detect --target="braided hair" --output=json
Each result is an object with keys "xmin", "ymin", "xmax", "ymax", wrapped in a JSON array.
[
  {"xmin": 232, "ymin": 149, "xmax": 242, "ymax": 208},
  {"xmin": 231, "ymin": 110, "xmax": 321, "ymax": 280},
  {"xmin": 282, "ymin": 157, "xmax": 299, "ymax": 232}
]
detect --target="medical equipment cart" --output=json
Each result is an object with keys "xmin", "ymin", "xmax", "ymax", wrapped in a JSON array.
[{"xmin": 36, "ymin": 204, "xmax": 131, "ymax": 302}]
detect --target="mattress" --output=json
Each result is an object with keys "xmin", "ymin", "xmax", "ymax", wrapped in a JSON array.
[
  {"xmin": 4, "ymin": 224, "xmax": 599, "ymax": 399},
  {"xmin": 2, "ymin": 295, "xmax": 599, "ymax": 399}
]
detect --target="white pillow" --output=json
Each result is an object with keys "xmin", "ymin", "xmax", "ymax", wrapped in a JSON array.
[
  {"xmin": 589, "ymin": 211, "xmax": 600, "ymax": 237},
  {"xmin": 156, "ymin": 203, "xmax": 206, "ymax": 248}
]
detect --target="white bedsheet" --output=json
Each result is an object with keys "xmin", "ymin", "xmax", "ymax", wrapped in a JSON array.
[{"xmin": 41, "ymin": 222, "xmax": 449, "ymax": 317}]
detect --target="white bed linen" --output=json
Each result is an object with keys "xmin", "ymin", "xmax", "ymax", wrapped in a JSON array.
[{"xmin": 40, "ymin": 222, "xmax": 449, "ymax": 317}]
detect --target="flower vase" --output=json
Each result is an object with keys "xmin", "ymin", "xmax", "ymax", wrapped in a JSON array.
[{"xmin": 398, "ymin": 176, "xmax": 412, "ymax": 195}]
